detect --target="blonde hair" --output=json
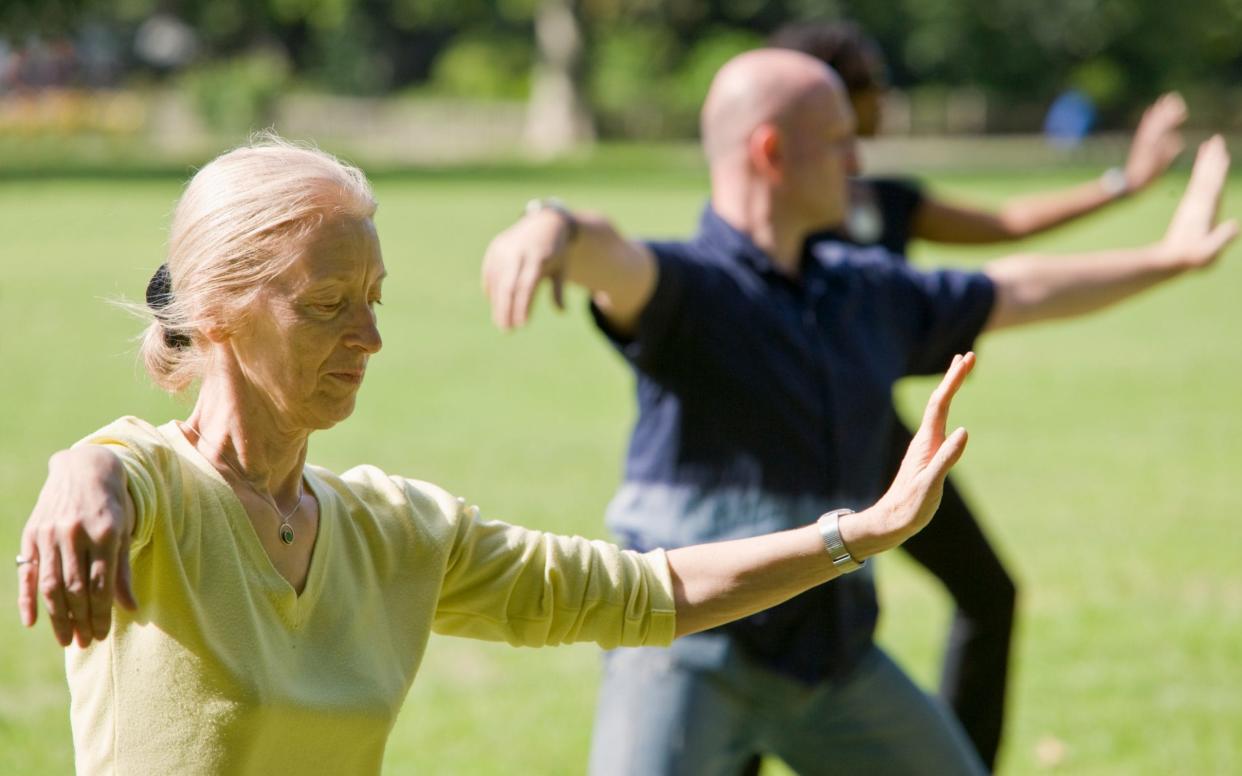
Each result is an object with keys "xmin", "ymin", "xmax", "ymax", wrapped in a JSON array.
[{"xmin": 141, "ymin": 133, "xmax": 376, "ymax": 392}]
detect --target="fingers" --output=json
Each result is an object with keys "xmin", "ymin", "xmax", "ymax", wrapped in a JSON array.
[
  {"xmin": 482, "ymin": 214, "xmax": 572, "ymax": 330},
  {"xmin": 86, "ymin": 513, "xmax": 127, "ymax": 637},
  {"xmin": 1139, "ymin": 92, "xmax": 1187, "ymax": 136},
  {"xmin": 510, "ymin": 254, "xmax": 547, "ymax": 329},
  {"xmin": 1151, "ymin": 92, "xmax": 1188, "ymax": 127},
  {"xmin": 1170, "ymin": 136, "xmax": 1231, "ymax": 240},
  {"xmin": 923, "ymin": 427, "xmax": 970, "ymax": 484},
  {"xmin": 483, "ymin": 248, "xmax": 515, "ymax": 330},
  {"xmin": 87, "ymin": 553, "xmax": 113, "ymax": 640},
  {"xmin": 37, "ymin": 541, "xmax": 72, "ymax": 647},
  {"xmin": 1128, "ymin": 93, "xmax": 1188, "ymax": 187},
  {"xmin": 1193, "ymin": 135, "xmax": 1231, "ymax": 183},
  {"xmin": 1201, "ymin": 219, "xmax": 1240, "ymax": 264},
  {"xmin": 59, "ymin": 534, "xmax": 92, "ymax": 647},
  {"xmin": 895, "ymin": 353, "xmax": 975, "ymax": 481},
  {"xmin": 19, "ymin": 448, "xmax": 136, "ymax": 647},
  {"xmin": 551, "ymin": 274, "xmax": 565, "ymax": 311},
  {"xmin": 919, "ymin": 352, "xmax": 976, "ymax": 432},
  {"xmin": 17, "ymin": 530, "xmax": 39, "ymax": 628}
]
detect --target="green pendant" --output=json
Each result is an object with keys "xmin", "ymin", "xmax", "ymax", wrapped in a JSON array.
[{"xmin": 279, "ymin": 523, "xmax": 295, "ymax": 545}]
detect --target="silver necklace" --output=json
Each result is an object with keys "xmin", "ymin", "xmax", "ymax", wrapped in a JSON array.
[{"xmin": 183, "ymin": 423, "xmax": 304, "ymax": 545}]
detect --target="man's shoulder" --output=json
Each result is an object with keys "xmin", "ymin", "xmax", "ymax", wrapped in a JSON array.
[{"xmin": 642, "ymin": 235, "xmax": 717, "ymax": 266}]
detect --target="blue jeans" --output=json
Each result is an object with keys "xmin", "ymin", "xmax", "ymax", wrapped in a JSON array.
[{"xmin": 589, "ymin": 638, "xmax": 986, "ymax": 776}]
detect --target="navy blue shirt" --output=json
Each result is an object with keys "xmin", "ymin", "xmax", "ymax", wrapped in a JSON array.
[{"xmin": 591, "ymin": 206, "xmax": 994, "ymax": 683}]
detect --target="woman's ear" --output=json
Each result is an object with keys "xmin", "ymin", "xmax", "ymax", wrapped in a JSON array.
[{"xmin": 198, "ymin": 309, "xmax": 234, "ymax": 344}]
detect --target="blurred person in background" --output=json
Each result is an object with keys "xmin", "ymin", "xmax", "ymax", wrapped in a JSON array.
[
  {"xmin": 769, "ymin": 20, "xmax": 1189, "ymax": 769},
  {"xmin": 482, "ymin": 48, "xmax": 1234, "ymax": 775},
  {"xmin": 16, "ymin": 135, "xmax": 976, "ymax": 776}
]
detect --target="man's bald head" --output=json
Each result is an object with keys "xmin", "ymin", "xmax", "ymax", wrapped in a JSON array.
[{"xmin": 701, "ymin": 48, "xmax": 850, "ymax": 164}]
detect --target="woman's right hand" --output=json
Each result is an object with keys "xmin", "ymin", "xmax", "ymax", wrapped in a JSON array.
[
  {"xmin": 18, "ymin": 446, "xmax": 138, "ymax": 647},
  {"xmin": 841, "ymin": 352, "xmax": 975, "ymax": 559}
]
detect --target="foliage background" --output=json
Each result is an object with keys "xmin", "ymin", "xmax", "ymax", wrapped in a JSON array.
[{"xmin": 5, "ymin": 0, "xmax": 1242, "ymax": 137}]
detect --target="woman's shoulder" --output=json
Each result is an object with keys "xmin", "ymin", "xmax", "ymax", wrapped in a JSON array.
[
  {"xmin": 308, "ymin": 463, "xmax": 468, "ymax": 531},
  {"xmin": 73, "ymin": 416, "xmax": 183, "ymax": 466},
  {"xmin": 79, "ymin": 415, "xmax": 167, "ymax": 442}
]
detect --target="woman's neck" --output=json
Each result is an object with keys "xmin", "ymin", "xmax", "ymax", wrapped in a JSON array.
[{"xmin": 184, "ymin": 376, "xmax": 309, "ymax": 501}]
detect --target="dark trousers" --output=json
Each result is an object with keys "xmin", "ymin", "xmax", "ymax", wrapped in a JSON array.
[
  {"xmin": 743, "ymin": 419, "xmax": 1016, "ymax": 775},
  {"xmin": 889, "ymin": 418, "xmax": 1016, "ymax": 771}
]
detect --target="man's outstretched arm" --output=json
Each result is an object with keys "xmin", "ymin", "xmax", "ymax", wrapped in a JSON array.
[
  {"xmin": 913, "ymin": 92, "xmax": 1187, "ymax": 245},
  {"xmin": 982, "ymin": 136, "xmax": 1237, "ymax": 332},
  {"xmin": 482, "ymin": 205, "xmax": 657, "ymax": 335}
]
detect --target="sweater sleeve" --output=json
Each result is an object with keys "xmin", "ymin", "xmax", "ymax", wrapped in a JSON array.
[
  {"xmin": 72, "ymin": 416, "xmax": 177, "ymax": 556},
  {"xmin": 418, "ymin": 486, "xmax": 677, "ymax": 649}
]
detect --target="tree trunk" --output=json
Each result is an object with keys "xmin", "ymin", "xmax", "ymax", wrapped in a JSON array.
[{"xmin": 524, "ymin": 0, "xmax": 595, "ymax": 158}]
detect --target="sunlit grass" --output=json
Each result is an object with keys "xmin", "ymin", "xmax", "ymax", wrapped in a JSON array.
[{"xmin": 1, "ymin": 157, "xmax": 1238, "ymax": 774}]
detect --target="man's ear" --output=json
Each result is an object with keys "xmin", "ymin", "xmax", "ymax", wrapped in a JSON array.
[{"xmin": 748, "ymin": 123, "xmax": 783, "ymax": 185}]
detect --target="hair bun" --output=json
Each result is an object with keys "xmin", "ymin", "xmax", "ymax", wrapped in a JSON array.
[
  {"xmin": 146, "ymin": 263, "xmax": 174, "ymax": 310},
  {"xmin": 145, "ymin": 264, "xmax": 190, "ymax": 348}
]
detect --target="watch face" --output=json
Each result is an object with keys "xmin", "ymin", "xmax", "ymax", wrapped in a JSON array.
[{"xmin": 848, "ymin": 201, "xmax": 883, "ymax": 244}]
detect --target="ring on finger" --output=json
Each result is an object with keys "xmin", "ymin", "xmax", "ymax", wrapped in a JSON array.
[{"xmin": 15, "ymin": 555, "xmax": 37, "ymax": 567}]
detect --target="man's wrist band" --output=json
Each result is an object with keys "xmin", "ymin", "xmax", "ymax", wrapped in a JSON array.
[
  {"xmin": 1100, "ymin": 167, "xmax": 1130, "ymax": 198},
  {"xmin": 817, "ymin": 508, "xmax": 865, "ymax": 573},
  {"xmin": 524, "ymin": 197, "xmax": 579, "ymax": 243}
]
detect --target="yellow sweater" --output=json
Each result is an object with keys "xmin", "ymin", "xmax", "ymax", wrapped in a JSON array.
[{"xmin": 66, "ymin": 417, "xmax": 676, "ymax": 775}]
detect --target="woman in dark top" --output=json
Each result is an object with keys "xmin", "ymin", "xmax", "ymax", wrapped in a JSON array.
[{"xmin": 769, "ymin": 21, "xmax": 1188, "ymax": 771}]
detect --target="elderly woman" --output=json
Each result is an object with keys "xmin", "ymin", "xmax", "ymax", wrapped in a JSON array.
[{"xmin": 17, "ymin": 138, "xmax": 972, "ymax": 775}]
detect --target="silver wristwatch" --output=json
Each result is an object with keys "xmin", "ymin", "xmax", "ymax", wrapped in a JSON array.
[
  {"xmin": 524, "ymin": 197, "xmax": 579, "ymax": 242},
  {"xmin": 817, "ymin": 508, "xmax": 865, "ymax": 572},
  {"xmin": 1099, "ymin": 167, "xmax": 1130, "ymax": 198}
]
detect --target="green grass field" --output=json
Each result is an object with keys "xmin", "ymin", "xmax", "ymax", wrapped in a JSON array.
[{"xmin": 1, "ymin": 153, "xmax": 1239, "ymax": 774}]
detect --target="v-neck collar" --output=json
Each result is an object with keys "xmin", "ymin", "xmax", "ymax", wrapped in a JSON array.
[{"xmin": 160, "ymin": 421, "xmax": 332, "ymax": 626}]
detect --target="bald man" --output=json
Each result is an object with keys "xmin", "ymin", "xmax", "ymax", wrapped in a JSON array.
[{"xmin": 482, "ymin": 49, "xmax": 1235, "ymax": 775}]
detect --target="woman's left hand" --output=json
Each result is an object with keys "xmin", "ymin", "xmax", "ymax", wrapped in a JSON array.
[{"xmin": 841, "ymin": 352, "xmax": 975, "ymax": 559}]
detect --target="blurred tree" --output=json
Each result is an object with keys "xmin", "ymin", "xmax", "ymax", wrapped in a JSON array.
[
  {"xmin": 525, "ymin": 0, "xmax": 595, "ymax": 157},
  {"xmin": 2, "ymin": 0, "xmax": 1239, "ymax": 137}
]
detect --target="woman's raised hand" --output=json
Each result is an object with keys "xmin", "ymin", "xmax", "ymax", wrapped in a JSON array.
[{"xmin": 841, "ymin": 353, "xmax": 975, "ymax": 558}]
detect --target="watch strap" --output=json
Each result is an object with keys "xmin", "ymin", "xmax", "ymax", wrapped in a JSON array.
[{"xmin": 817, "ymin": 508, "xmax": 865, "ymax": 572}]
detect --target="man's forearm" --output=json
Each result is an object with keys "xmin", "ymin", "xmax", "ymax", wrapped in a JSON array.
[
  {"xmin": 916, "ymin": 178, "xmax": 1123, "ymax": 246},
  {"xmin": 993, "ymin": 176, "xmax": 1124, "ymax": 238},
  {"xmin": 982, "ymin": 245, "xmax": 1184, "ymax": 331},
  {"xmin": 559, "ymin": 212, "xmax": 658, "ymax": 332}
]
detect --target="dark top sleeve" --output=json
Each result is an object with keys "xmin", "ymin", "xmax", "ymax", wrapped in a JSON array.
[
  {"xmin": 884, "ymin": 261, "xmax": 995, "ymax": 376},
  {"xmin": 808, "ymin": 176, "xmax": 925, "ymax": 258},
  {"xmin": 589, "ymin": 243, "xmax": 732, "ymax": 374},
  {"xmin": 868, "ymin": 176, "xmax": 925, "ymax": 255}
]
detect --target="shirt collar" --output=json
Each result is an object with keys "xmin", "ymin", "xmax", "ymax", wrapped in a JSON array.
[{"xmin": 694, "ymin": 204, "xmax": 785, "ymax": 278}]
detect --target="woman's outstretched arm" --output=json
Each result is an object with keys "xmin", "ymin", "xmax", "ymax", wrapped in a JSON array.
[{"xmin": 668, "ymin": 352, "xmax": 974, "ymax": 637}]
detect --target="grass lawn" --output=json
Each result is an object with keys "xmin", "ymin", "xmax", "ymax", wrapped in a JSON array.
[{"xmin": 1, "ymin": 152, "xmax": 1239, "ymax": 774}]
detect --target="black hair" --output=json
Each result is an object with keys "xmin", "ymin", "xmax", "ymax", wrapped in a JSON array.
[{"xmin": 768, "ymin": 21, "xmax": 888, "ymax": 95}]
